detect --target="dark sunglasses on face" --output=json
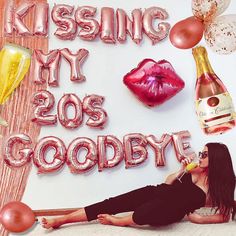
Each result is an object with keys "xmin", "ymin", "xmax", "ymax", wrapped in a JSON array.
[{"xmin": 198, "ymin": 151, "xmax": 208, "ymax": 159}]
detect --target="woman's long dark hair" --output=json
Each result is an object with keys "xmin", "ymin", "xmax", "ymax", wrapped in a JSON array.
[{"xmin": 206, "ymin": 143, "xmax": 235, "ymax": 220}]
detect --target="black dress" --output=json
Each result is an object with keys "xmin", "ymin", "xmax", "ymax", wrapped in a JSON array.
[{"xmin": 84, "ymin": 173, "xmax": 206, "ymax": 226}]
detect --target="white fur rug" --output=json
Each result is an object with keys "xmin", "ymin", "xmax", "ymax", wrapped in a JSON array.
[
  {"xmin": 10, "ymin": 209, "xmax": 236, "ymax": 236},
  {"xmin": 13, "ymin": 218, "xmax": 236, "ymax": 236}
]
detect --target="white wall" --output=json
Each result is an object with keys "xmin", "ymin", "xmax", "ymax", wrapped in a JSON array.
[{"xmin": 22, "ymin": 0, "xmax": 236, "ymax": 210}]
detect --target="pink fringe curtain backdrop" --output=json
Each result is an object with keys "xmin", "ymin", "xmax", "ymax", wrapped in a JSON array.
[{"xmin": 0, "ymin": 0, "xmax": 48, "ymax": 235}]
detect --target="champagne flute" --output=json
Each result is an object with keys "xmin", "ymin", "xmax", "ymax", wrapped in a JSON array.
[
  {"xmin": 177, "ymin": 161, "xmax": 199, "ymax": 183},
  {"xmin": 0, "ymin": 43, "xmax": 31, "ymax": 127}
]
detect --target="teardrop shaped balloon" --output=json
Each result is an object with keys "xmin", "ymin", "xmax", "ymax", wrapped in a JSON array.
[
  {"xmin": 205, "ymin": 14, "xmax": 236, "ymax": 54},
  {"xmin": 169, "ymin": 16, "xmax": 204, "ymax": 49},
  {"xmin": 192, "ymin": 0, "xmax": 231, "ymax": 21}
]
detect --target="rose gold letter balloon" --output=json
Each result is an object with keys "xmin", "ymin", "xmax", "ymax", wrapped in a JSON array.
[
  {"xmin": 172, "ymin": 130, "xmax": 196, "ymax": 162},
  {"xmin": 146, "ymin": 134, "xmax": 172, "ymax": 166},
  {"xmin": 33, "ymin": 136, "xmax": 67, "ymax": 174},
  {"xmin": 33, "ymin": 2, "xmax": 49, "ymax": 36},
  {"xmin": 60, "ymin": 48, "xmax": 89, "ymax": 82},
  {"xmin": 100, "ymin": 7, "xmax": 116, "ymax": 43},
  {"xmin": 4, "ymin": 134, "xmax": 33, "ymax": 168},
  {"xmin": 116, "ymin": 8, "xmax": 143, "ymax": 44},
  {"xmin": 75, "ymin": 6, "xmax": 100, "ymax": 41},
  {"xmin": 0, "ymin": 201, "xmax": 35, "ymax": 233},
  {"xmin": 31, "ymin": 90, "xmax": 57, "ymax": 126},
  {"xmin": 169, "ymin": 16, "xmax": 204, "ymax": 49},
  {"xmin": 143, "ymin": 7, "xmax": 170, "ymax": 45},
  {"xmin": 51, "ymin": 4, "xmax": 77, "ymax": 40},
  {"xmin": 58, "ymin": 94, "xmax": 83, "ymax": 129},
  {"xmin": 14, "ymin": 1, "xmax": 35, "ymax": 36},
  {"xmin": 32, "ymin": 49, "xmax": 61, "ymax": 87},
  {"xmin": 4, "ymin": 0, "xmax": 14, "ymax": 36},
  {"xmin": 97, "ymin": 135, "xmax": 124, "ymax": 172},
  {"xmin": 67, "ymin": 137, "xmax": 97, "ymax": 174},
  {"xmin": 192, "ymin": 0, "xmax": 231, "ymax": 21},
  {"xmin": 83, "ymin": 94, "xmax": 108, "ymax": 129},
  {"xmin": 123, "ymin": 133, "xmax": 148, "ymax": 168}
]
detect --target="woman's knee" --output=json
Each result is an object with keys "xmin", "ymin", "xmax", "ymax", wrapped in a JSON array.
[
  {"xmin": 131, "ymin": 199, "xmax": 165, "ymax": 226},
  {"xmin": 132, "ymin": 209, "xmax": 152, "ymax": 225},
  {"xmin": 132, "ymin": 211, "xmax": 146, "ymax": 225}
]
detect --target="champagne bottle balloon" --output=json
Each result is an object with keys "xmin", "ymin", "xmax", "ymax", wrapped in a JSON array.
[{"xmin": 192, "ymin": 46, "xmax": 236, "ymax": 135}]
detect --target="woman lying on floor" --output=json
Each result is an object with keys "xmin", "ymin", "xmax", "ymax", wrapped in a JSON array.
[{"xmin": 42, "ymin": 143, "xmax": 236, "ymax": 229}]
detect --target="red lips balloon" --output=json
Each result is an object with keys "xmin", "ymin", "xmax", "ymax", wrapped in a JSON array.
[{"xmin": 123, "ymin": 59, "xmax": 185, "ymax": 107}]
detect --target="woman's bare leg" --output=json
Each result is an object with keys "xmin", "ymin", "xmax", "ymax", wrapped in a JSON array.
[
  {"xmin": 41, "ymin": 185, "xmax": 157, "ymax": 229},
  {"xmin": 41, "ymin": 208, "xmax": 88, "ymax": 229},
  {"xmin": 97, "ymin": 212, "xmax": 137, "ymax": 227}
]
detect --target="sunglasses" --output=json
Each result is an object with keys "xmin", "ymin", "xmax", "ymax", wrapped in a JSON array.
[{"xmin": 198, "ymin": 151, "xmax": 208, "ymax": 159}]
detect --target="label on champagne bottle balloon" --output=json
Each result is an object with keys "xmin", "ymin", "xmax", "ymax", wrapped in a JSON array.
[{"xmin": 195, "ymin": 92, "xmax": 236, "ymax": 128}]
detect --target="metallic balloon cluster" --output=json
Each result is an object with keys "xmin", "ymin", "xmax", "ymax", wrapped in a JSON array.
[
  {"xmin": 3, "ymin": 131, "xmax": 196, "ymax": 174},
  {"xmin": 32, "ymin": 48, "xmax": 89, "ymax": 86},
  {"xmin": 170, "ymin": 0, "xmax": 236, "ymax": 54},
  {"xmin": 32, "ymin": 91, "xmax": 108, "ymax": 129},
  {"xmin": 51, "ymin": 5, "xmax": 171, "ymax": 44},
  {"xmin": 4, "ymin": 0, "xmax": 170, "ymax": 45},
  {"xmin": 5, "ymin": 0, "xmax": 48, "ymax": 37}
]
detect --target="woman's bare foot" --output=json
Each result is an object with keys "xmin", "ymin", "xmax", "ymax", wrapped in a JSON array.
[
  {"xmin": 97, "ymin": 214, "xmax": 131, "ymax": 227},
  {"xmin": 41, "ymin": 217, "xmax": 64, "ymax": 229},
  {"xmin": 97, "ymin": 214, "xmax": 116, "ymax": 225}
]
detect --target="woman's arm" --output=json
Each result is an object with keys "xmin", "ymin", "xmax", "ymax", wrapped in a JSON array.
[
  {"xmin": 165, "ymin": 158, "xmax": 193, "ymax": 184},
  {"xmin": 165, "ymin": 170, "xmax": 184, "ymax": 184},
  {"xmin": 187, "ymin": 212, "xmax": 230, "ymax": 224}
]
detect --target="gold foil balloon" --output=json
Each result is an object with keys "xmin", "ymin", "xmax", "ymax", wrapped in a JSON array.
[
  {"xmin": 0, "ymin": 43, "xmax": 31, "ymax": 126},
  {"xmin": 0, "ymin": 44, "xmax": 31, "ymax": 104},
  {"xmin": 192, "ymin": 0, "xmax": 231, "ymax": 22},
  {"xmin": 204, "ymin": 14, "xmax": 236, "ymax": 54}
]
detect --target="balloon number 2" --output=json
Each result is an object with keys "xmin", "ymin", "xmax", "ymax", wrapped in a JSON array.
[{"xmin": 31, "ymin": 91, "xmax": 108, "ymax": 129}]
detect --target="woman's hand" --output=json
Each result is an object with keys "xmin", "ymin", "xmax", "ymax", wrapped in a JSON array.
[
  {"xmin": 187, "ymin": 212, "xmax": 202, "ymax": 224},
  {"xmin": 180, "ymin": 157, "xmax": 193, "ymax": 172},
  {"xmin": 165, "ymin": 157, "xmax": 193, "ymax": 185}
]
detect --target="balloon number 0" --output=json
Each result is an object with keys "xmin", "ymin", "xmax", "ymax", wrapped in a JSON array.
[{"xmin": 31, "ymin": 91, "xmax": 108, "ymax": 129}]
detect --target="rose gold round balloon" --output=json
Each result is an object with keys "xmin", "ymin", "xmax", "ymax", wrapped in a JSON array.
[
  {"xmin": 169, "ymin": 16, "xmax": 204, "ymax": 49},
  {"xmin": 192, "ymin": 0, "xmax": 231, "ymax": 22},
  {"xmin": 0, "ymin": 201, "xmax": 35, "ymax": 233}
]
